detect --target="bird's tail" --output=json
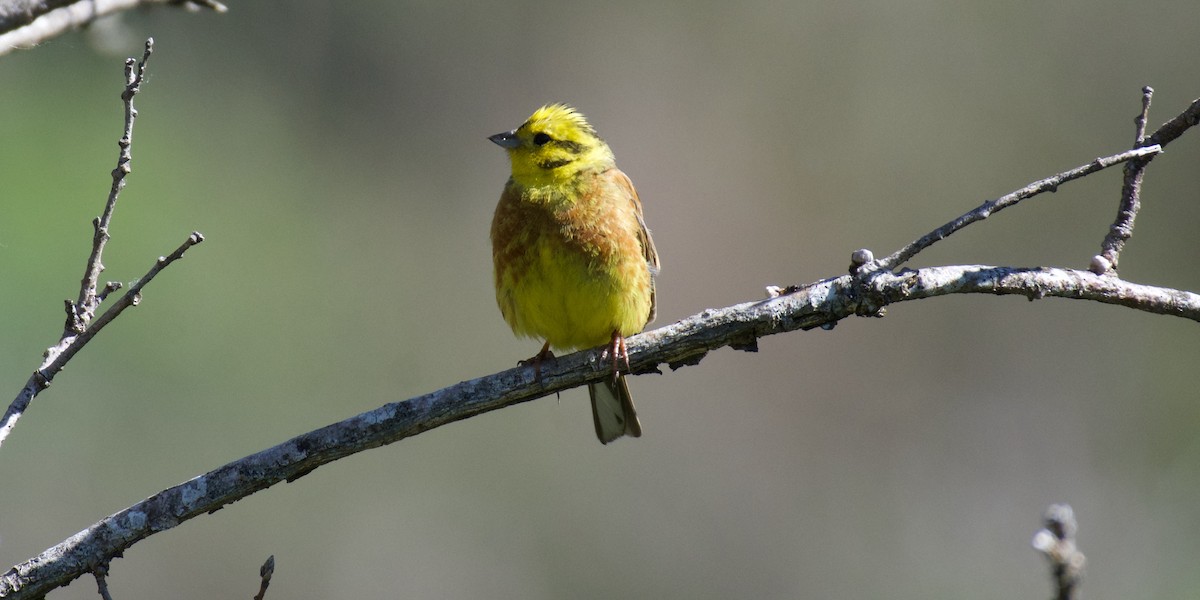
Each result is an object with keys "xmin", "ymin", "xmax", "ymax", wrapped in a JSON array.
[{"xmin": 588, "ymin": 375, "xmax": 642, "ymax": 444}]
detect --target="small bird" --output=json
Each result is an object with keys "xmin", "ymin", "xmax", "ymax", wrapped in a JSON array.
[{"xmin": 489, "ymin": 104, "xmax": 660, "ymax": 444}]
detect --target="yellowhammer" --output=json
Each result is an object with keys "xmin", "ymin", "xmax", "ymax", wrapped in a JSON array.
[{"xmin": 490, "ymin": 104, "xmax": 660, "ymax": 444}]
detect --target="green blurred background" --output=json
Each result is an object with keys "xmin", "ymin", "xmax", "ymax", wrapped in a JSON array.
[{"xmin": 2, "ymin": 1, "xmax": 1199, "ymax": 598}]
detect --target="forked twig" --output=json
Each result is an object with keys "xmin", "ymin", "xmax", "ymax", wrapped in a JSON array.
[
  {"xmin": 0, "ymin": 39, "xmax": 204, "ymax": 450},
  {"xmin": 72, "ymin": 38, "xmax": 153, "ymax": 333},
  {"xmin": 867, "ymin": 145, "xmax": 1160, "ymax": 273},
  {"xmin": 1093, "ymin": 86, "xmax": 1156, "ymax": 274}
]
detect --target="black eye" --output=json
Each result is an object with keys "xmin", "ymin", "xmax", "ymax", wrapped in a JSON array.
[{"xmin": 533, "ymin": 132, "xmax": 552, "ymax": 146}]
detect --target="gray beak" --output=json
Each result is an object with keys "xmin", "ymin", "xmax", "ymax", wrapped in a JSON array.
[{"xmin": 488, "ymin": 130, "xmax": 521, "ymax": 149}]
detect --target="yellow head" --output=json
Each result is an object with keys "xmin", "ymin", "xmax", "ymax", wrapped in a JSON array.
[{"xmin": 489, "ymin": 104, "xmax": 615, "ymax": 189}]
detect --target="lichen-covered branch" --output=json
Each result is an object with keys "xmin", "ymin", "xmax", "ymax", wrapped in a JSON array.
[{"xmin": 1, "ymin": 261, "xmax": 1195, "ymax": 598}]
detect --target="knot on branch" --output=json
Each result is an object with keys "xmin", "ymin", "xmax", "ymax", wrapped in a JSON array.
[
  {"xmin": 842, "ymin": 248, "xmax": 889, "ymax": 318},
  {"xmin": 63, "ymin": 299, "xmax": 90, "ymax": 335}
]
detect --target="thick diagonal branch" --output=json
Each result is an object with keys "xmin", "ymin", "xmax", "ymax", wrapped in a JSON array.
[{"xmin": 1, "ymin": 264, "xmax": 1196, "ymax": 598}]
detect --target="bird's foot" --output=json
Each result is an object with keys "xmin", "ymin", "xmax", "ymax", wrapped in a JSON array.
[
  {"xmin": 601, "ymin": 330, "xmax": 631, "ymax": 383},
  {"xmin": 519, "ymin": 341, "xmax": 555, "ymax": 382}
]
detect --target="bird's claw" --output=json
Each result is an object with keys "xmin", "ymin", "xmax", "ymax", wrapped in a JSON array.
[{"xmin": 521, "ymin": 341, "xmax": 555, "ymax": 382}]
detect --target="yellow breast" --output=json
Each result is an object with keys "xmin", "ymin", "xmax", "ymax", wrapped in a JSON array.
[{"xmin": 491, "ymin": 168, "xmax": 654, "ymax": 350}]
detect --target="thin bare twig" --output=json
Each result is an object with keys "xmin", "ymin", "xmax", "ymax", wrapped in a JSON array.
[
  {"xmin": 1, "ymin": 231, "xmax": 204, "ymax": 449},
  {"xmin": 253, "ymin": 556, "xmax": 275, "ymax": 600},
  {"xmin": 73, "ymin": 38, "xmax": 153, "ymax": 334},
  {"xmin": 1143, "ymin": 96, "xmax": 1200, "ymax": 149},
  {"xmin": 75, "ymin": 231, "xmax": 206, "ymax": 348},
  {"xmin": 0, "ymin": 40, "xmax": 205, "ymax": 451},
  {"xmin": 1094, "ymin": 92, "xmax": 1200, "ymax": 273},
  {"xmin": 1134, "ymin": 86, "xmax": 1154, "ymax": 144},
  {"xmin": 868, "ymin": 145, "xmax": 1160, "ymax": 274},
  {"xmin": 875, "ymin": 91, "xmax": 1200, "ymax": 277},
  {"xmin": 0, "ymin": 0, "xmax": 225, "ymax": 57},
  {"xmin": 92, "ymin": 563, "xmax": 114, "ymax": 600},
  {"xmin": 1033, "ymin": 504, "xmax": 1085, "ymax": 600},
  {"xmin": 1093, "ymin": 86, "xmax": 1156, "ymax": 274}
]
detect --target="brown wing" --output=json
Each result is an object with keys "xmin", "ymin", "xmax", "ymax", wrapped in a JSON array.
[{"xmin": 609, "ymin": 168, "xmax": 660, "ymax": 326}]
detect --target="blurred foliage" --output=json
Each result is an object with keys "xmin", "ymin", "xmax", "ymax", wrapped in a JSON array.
[{"xmin": 1, "ymin": 1, "xmax": 1199, "ymax": 598}]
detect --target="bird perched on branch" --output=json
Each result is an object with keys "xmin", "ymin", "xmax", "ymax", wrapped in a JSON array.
[{"xmin": 489, "ymin": 104, "xmax": 660, "ymax": 443}]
